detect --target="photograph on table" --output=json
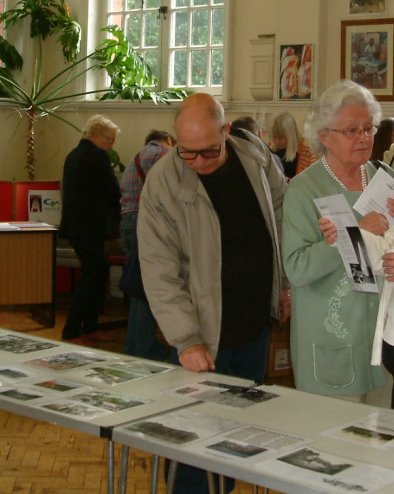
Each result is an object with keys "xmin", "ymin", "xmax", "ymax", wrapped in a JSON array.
[
  {"xmin": 278, "ymin": 43, "xmax": 313, "ymax": 100},
  {"xmin": 341, "ymin": 18, "xmax": 394, "ymax": 100}
]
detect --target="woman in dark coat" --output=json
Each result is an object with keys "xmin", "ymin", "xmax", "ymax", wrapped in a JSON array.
[{"xmin": 60, "ymin": 114, "xmax": 121, "ymax": 339}]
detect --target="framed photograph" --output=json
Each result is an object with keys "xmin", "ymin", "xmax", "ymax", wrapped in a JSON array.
[
  {"xmin": 341, "ymin": 18, "xmax": 394, "ymax": 100},
  {"xmin": 278, "ymin": 44, "xmax": 313, "ymax": 100},
  {"xmin": 349, "ymin": 1, "xmax": 386, "ymax": 15}
]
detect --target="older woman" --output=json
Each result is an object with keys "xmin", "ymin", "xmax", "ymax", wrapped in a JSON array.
[
  {"xmin": 60, "ymin": 114, "xmax": 121, "ymax": 339},
  {"xmin": 282, "ymin": 79, "xmax": 394, "ymax": 399}
]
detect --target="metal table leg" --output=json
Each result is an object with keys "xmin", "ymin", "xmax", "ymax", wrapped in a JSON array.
[
  {"xmin": 207, "ymin": 471, "xmax": 216, "ymax": 494},
  {"xmin": 107, "ymin": 439, "xmax": 114, "ymax": 494},
  {"xmin": 166, "ymin": 460, "xmax": 178, "ymax": 494},
  {"xmin": 150, "ymin": 454, "xmax": 161, "ymax": 494},
  {"xmin": 119, "ymin": 445, "xmax": 129, "ymax": 494}
]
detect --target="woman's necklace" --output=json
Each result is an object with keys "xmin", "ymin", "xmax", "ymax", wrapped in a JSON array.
[{"xmin": 322, "ymin": 155, "xmax": 367, "ymax": 191}]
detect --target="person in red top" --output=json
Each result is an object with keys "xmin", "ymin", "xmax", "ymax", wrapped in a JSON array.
[{"xmin": 270, "ymin": 111, "xmax": 317, "ymax": 179}]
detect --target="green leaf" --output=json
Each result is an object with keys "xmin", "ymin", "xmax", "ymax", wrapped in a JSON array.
[{"xmin": 0, "ymin": 36, "xmax": 23, "ymax": 70}]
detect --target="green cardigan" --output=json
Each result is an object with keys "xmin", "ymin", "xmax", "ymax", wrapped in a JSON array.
[{"xmin": 282, "ymin": 159, "xmax": 385, "ymax": 396}]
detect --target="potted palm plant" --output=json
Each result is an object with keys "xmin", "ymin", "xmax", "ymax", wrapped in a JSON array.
[{"xmin": 0, "ymin": 0, "xmax": 186, "ymax": 180}]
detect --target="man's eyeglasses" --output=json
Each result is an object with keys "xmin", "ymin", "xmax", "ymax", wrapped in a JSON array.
[
  {"xmin": 177, "ymin": 144, "xmax": 222, "ymax": 161},
  {"xmin": 327, "ymin": 125, "xmax": 378, "ymax": 139}
]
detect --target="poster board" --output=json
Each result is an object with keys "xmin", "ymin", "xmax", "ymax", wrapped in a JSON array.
[{"xmin": 28, "ymin": 189, "xmax": 62, "ymax": 226}]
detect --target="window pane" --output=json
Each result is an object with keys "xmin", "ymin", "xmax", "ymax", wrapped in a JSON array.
[
  {"xmin": 173, "ymin": 51, "xmax": 188, "ymax": 85},
  {"xmin": 174, "ymin": 12, "xmax": 189, "ymax": 47},
  {"xmin": 146, "ymin": 0, "xmax": 160, "ymax": 7},
  {"xmin": 211, "ymin": 49, "xmax": 223, "ymax": 85},
  {"xmin": 191, "ymin": 50, "xmax": 207, "ymax": 85},
  {"xmin": 191, "ymin": 10, "xmax": 208, "ymax": 46},
  {"xmin": 126, "ymin": 14, "xmax": 141, "ymax": 47},
  {"xmin": 126, "ymin": 0, "xmax": 141, "ymax": 9},
  {"xmin": 192, "ymin": 0, "xmax": 208, "ymax": 5},
  {"xmin": 143, "ymin": 12, "xmax": 159, "ymax": 47},
  {"xmin": 212, "ymin": 0, "xmax": 224, "ymax": 4},
  {"xmin": 109, "ymin": 0, "xmax": 123, "ymax": 10},
  {"xmin": 108, "ymin": 14, "xmax": 122, "ymax": 26},
  {"xmin": 175, "ymin": 0, "xmax": 189, "ymax": 7},
  {"xmin": 211, "ymin": 8, "xmax": 224, "ymax": 45},
  {"xmin": 144, "ymin": 49, "xmax": 159, "ymax": 76}
]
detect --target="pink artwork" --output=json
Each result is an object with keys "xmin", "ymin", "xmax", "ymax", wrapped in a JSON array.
[{"xmin": 279, "ymin": 44, "xmax": 313, "ymax": 100}]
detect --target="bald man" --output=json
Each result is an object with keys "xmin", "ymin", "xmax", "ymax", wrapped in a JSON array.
[{"xmin": 138, "ymin": 93, "xmax": 288, "ymax": 493}]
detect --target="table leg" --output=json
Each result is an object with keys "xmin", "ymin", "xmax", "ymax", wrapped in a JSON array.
[
  {"xmin": 119, "ymin": 445, "xmax": 129, "ymax": 494},
  {"xmin": 207, "ymin": 471, "xmax": 216, "ymax": 494},
  {"xmin": 166, "ymin": 460, "xmax": 178, "ymax": 494},
  {"xmin": 107, "ymin": 439, "xmax": 114, "ymax": 494},
  {"xmin": 219, "ymin": 474, "xmax": 225, "ymax": 494},
  {"xmin": 150, "ymin": 454, "xmax": 160, "ymax": 494}
]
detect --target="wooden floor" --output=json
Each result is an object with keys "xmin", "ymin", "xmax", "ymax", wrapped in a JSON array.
[{"xmin": 0, "ymin": 295, "xmax": 288, "ymax": 494}]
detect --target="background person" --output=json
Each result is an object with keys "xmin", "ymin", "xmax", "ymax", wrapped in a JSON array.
[
  {"xmin": 370, "ymin": 117, "xmax": 394, "ymax": 166},
  {"xmin": 270, "ymin": 111, "xmax": 317, "ymax": 179},
  {"xmin": 138, "ymin": 93, "xmax": 287, "ymax": 494},
  {"xmin": 59, "ymin": 114, "xmax": 121, "ymax": 340},
  {"xmin": 230, "ymin": 116, "xmax": 285, "ymax": 174},
  {"xmin": 120, "ymin": 129, "xmax": 175, "ymax": 360},
  {"xmin": 282, "ymin": 79, "xmax": 392, "ymax": 401}
]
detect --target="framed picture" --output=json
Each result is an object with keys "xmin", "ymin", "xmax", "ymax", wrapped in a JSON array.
[
  {"xmin": 278, "ymin": 44, "xmax": 313, "ymax": 100},
  {"xmin": 349, "ymin": 0, "xmax": 386, "ymax": 15},
  {"xmin": 341, "ymin": 18, "xmax": 394, "ymax": 100}
]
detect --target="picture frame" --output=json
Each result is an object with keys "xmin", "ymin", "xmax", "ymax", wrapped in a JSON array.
[
  {"xmin": 341, "ymin": 18, "xmax": 394, "ymax": 100},
  {"xmin": 349, "ymin": 0, "xmax": 386, "ymax": 15},
  {"xmin": 278, "ymin": 43, "xmax": 313, "ymax": 100}
]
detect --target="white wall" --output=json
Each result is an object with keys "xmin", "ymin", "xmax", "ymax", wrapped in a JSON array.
[{"xmin": 1, "ymin": 0, "xmax": 394, "ymax": 181}]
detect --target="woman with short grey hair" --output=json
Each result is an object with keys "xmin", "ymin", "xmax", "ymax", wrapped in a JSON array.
[
  {"xmin": 304, "ymin": 79, "xmax": 382, "ymax": 156},
  {"xmin": 282, "ymin": 79, "xmax": 394, "ymax": 401}
]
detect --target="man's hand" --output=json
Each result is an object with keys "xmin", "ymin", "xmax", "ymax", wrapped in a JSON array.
[
  {"xmin": 382, "ymin": 251, "xmax": 394, "ymax": 282},
  {"xmin": 179, "ymin": 344, "xmax": 216, "ymax": 372}
]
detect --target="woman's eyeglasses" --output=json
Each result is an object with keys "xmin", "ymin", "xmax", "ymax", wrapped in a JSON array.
[
  {"xmin": 327, "ymin": 125, "xmax": 378, "ymax": 139},
  {"xmin": 102, "ymin": 135, "xmax": 116, "ymax": 144}
]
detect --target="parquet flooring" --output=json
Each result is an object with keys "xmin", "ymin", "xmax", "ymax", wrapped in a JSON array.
[{"xmin": 0, "ymin": 295, "xmax": 284, "ymax": 494}]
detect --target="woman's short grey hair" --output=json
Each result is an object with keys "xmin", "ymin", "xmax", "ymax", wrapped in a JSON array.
[
  {"xmin": 82, "ymin": 114, "xmax": 120, "ymax": 139},
  {"xmin": 304, "ymin": 79, "xmax": 382, "ymax": 155}
]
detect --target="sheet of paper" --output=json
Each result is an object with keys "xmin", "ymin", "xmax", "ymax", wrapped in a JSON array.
[
  {"xmin": 314, "ymin": 194, "xmax": 378, "ymax": 293},
  {"xmin": 354, "ymin": 167, "xmax": 394, "ymax": 225},
  {"xmin": 164, "ymin": 380, "xmax": 278, "ymax": 408},
  {"xmin": 260, "ymin": 446, "xmax": 394, "ymax": 493},
  {"xmin": 322, "ymin": 410, "xmax": 394, "ymax": 449},
  {"xmin": 0, "ymin": 223, "xmax": 20, "ymax": 230}
]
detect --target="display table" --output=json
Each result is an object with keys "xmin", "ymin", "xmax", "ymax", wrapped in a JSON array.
[
  {"xmin": 114, "ymin": 383, "xmax": 394, "ymax": 493},
  {"xmin": 0, "ymin": 328, "xmax": 252, "ymax": 493},
  {"xmin": 0, "ymin": 223, "xmax": 57, "ymax": 326},
  {"xmin": 1, "ymin": 327, "xmax": 394, "ymax": 494}
]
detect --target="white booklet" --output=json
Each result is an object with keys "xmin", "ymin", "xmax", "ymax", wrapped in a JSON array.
[
  {"xmin": 314, "ymin": 194, "xmax": 378, "ymax": 293},
  {"xmin": 354, "ymin": 167, "xmax": 394, "ymax": 225}
]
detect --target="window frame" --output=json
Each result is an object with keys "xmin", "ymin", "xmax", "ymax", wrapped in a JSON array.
[{"xmin": 102, "ymin": 0, "xmax": 230, "ymax": 97}]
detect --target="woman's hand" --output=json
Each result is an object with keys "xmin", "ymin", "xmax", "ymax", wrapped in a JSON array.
[
  {"xmin": 319, "ymin": 217, "xmax": 337, "ymax": 245},
  {"xmin": 382, "ymin": 251, "xmax": 394, "ymax": 282},
  {"xmin": 358, "ymin": 212, "xmax": 389, "ymax": 235}
]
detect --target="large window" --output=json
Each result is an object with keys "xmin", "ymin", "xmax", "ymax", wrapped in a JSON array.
[{"xmin": 106, "ymin": 0, "xmax": 225, "ymax": 94}]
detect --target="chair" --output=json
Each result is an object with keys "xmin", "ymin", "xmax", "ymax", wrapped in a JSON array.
[
  {"xmin": 0, "ymin": 181, "xmax": 13, "ymax": 221},
  {"xmin": 56, "ymin": 236, "xmax": 128, "ymax": 328},
  {"xmin": 55, "ymin": 237, "xmax": 81, "ymax": 293}
]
